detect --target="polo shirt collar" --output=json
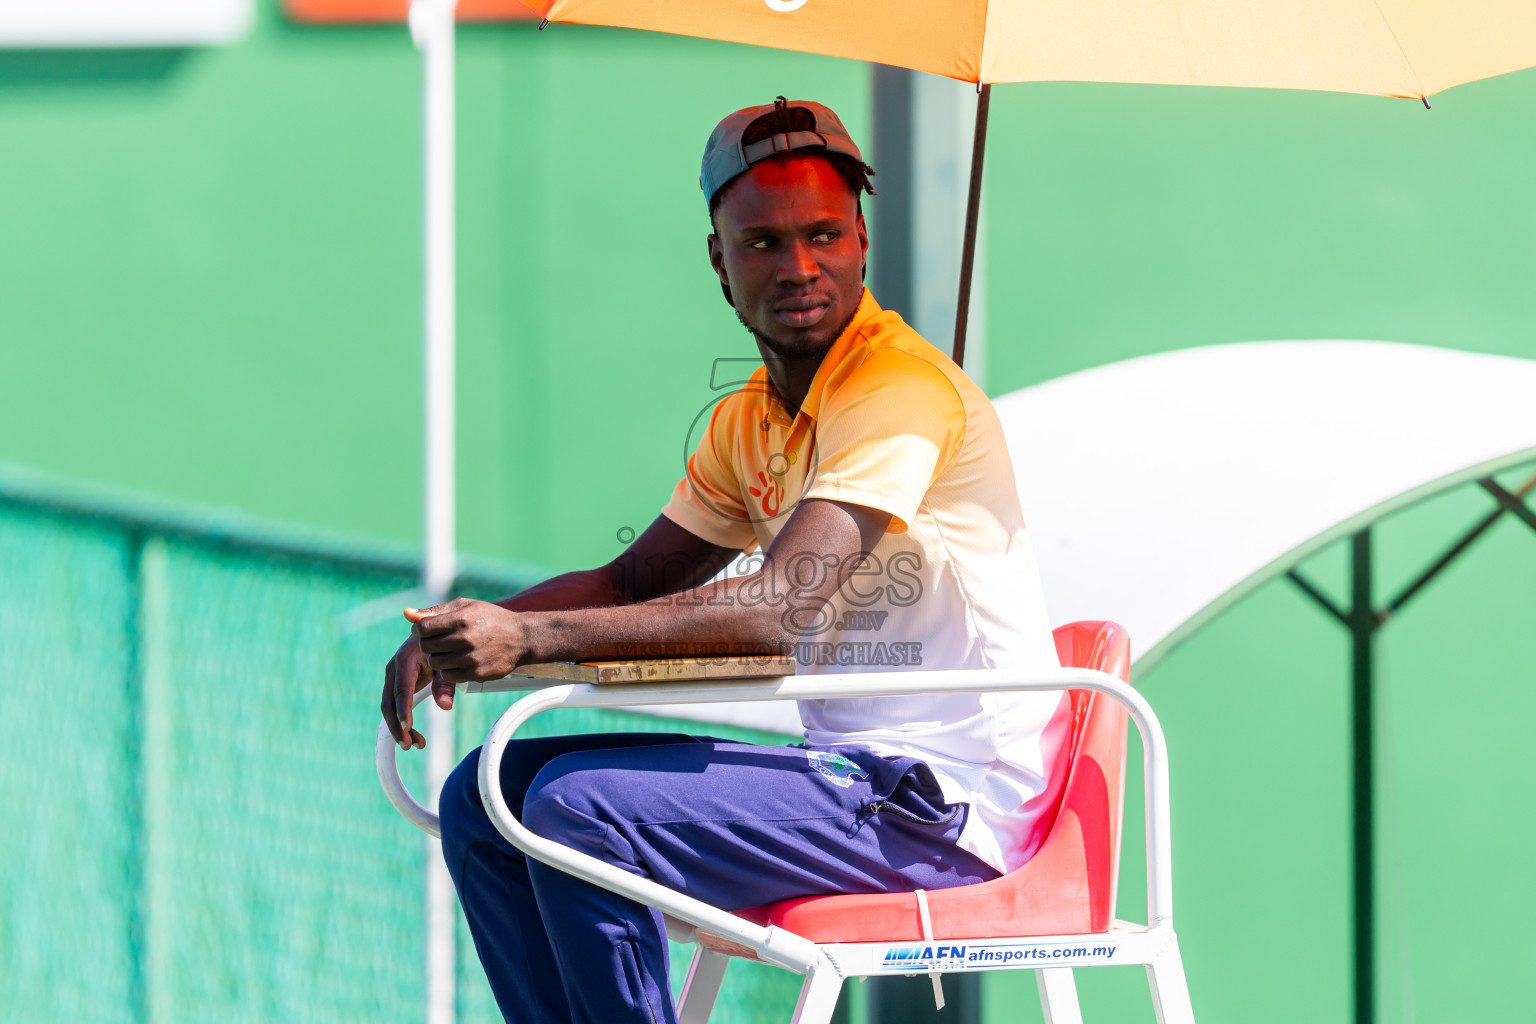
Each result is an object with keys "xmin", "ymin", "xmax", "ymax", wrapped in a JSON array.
[{"xmin": 763, "ymin": 288, "xmax": 881, "ymax": 428}]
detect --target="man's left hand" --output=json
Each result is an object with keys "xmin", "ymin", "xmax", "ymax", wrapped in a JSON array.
[{"xmin": 407, "ymin": 598, "xmax": 531, "ymax": 697}]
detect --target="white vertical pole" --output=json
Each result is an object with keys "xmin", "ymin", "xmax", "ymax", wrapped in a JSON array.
[{"xmin": 409, "ymin": 2, "xmax": 458, "ymax": 1024}]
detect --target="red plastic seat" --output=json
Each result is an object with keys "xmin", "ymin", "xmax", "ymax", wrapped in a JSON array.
[{"xmin": 733, "ymin": 621, "xmax": 1130, "ymax": 942}]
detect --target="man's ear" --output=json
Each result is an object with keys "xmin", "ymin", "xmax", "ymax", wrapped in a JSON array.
[{"xmin": 706, "ymin": 231, "xmax": 735, "ymax": 307}]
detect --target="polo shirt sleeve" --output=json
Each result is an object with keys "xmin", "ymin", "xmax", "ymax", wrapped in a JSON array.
[
  {"xmin": 661, "ymin": 397, "xmax": 762, "ymax": 552},
  {"xmin": 802, "ymin": 350, "xmax": 965, "ymax": 533}
]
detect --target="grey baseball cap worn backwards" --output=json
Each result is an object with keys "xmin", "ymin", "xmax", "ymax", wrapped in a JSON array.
[{"xmin": 700, "ymin": 96, "xmax": 866, "ymax": 209}]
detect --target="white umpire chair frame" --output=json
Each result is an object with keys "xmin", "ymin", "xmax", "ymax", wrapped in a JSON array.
[{"xmin": 378, "ymin": 667, "xmax": 1196, "ymax": 1023}]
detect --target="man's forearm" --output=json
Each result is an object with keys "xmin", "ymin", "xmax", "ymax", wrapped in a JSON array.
[
  {"xmin": 408, "ymin": 501, "xmax": 887, "ymax": 684},
  {"xmin": 493, "ymin": 524, "xmax": 735, "ymax": 616},
  {"xmin": 495, "ymin": 565, "xmax": 627, "ymax": 614},
  {"xmin": 515, "ymin": 574, "xmax": 795, "ymax": 664},
  {"xmin": 505, "ymin": 500, "xmax": 888, "ymax": 664}
]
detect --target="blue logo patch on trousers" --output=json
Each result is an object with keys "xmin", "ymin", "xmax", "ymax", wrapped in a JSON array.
[{"xmin": 806, "ymin": 751, "xmax": 869, "ymax": 788}]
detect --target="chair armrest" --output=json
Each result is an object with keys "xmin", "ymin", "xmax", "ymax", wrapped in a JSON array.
[
  {"xmin": 375, "ymin": 666, "xmax": 1176, "ymax": 963},
  {"xmin": 374, "ymin": 685, "xmax": 446, "ymax": 837}
]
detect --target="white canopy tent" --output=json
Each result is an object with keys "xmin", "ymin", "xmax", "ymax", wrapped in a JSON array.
[
  {"xmin": 1001, "ymin": 340, "xmax": 1536, "ymax": 674},
  {"xmin": 1009, "ymin": 340, "xmax": 1536, "ymax": 1022}
]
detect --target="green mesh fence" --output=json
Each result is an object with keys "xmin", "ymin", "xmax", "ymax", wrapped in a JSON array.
[
  {"xmin": 1, "ymin": 506, "xmax": 136, "ymax": 1024},
  {"xmin": 0, "ymin": 486, "xmax": 815, "ymax": 1024}
]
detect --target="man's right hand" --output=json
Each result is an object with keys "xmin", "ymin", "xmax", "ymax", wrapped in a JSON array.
[
  {"xmin": 381, "ymin": 632, "xmax": 445, "ymax": 751},
  {"xmin": 377, "ymin": 515, "xmax": 740, "ymax": 749}
]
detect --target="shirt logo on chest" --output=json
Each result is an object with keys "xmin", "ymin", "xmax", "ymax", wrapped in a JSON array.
[
  {"xmin": 682, "ymin": 365, "xmax": 820, "ymax": 526},
  {"xmin": 748, "ymin": 469, "xmax": 784, "ymax": 517}
]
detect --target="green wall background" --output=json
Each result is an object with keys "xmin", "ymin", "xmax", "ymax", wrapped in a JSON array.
[{"xmin": 2, "ymin": 1, "xmax": 1533, "ymax": 1021}]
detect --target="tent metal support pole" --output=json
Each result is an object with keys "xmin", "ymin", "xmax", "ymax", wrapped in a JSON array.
[
  {"xmin": 1284, "ymin": 569, "xmax": 1349, "ymax": 626},
  {"xmin": 1480, "ymin": 478, "xmax": 1536, "ymax": 533},
  {"xmin": 951, "ymin": 83, "xmax": 990, "ymax": 369},
  {"xmin": 1385, "ymin": 471, "xmax": 1536, "ymax": 617},
  {"xmin": 1287, "ymin": 531, "xmax": 1381, "ymax": 1024},
  {"xmin": 1283, "ymin": 469, "xmax": 1536, "ymax": 1024},
  {"xmin": 1348, "ymin": 529, "xmax": 1377, "ymax": 1024}
]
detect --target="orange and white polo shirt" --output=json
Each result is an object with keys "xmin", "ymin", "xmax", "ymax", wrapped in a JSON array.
[{"xmin": 662, "ymin": 289, "xmax": 1067, "ymax": 874}]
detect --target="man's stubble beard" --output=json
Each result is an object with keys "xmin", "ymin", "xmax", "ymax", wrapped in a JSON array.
[{"xmin": 736, "ymin": 305, "xmax": 860, "ymax": 363}]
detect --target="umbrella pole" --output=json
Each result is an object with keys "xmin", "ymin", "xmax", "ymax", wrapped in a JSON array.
[{"xmin": 951, "ymin": 83, "xmax": 991, "ymax": 369}]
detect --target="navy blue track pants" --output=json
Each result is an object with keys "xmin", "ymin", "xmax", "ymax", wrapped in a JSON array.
[{"xmin": 438, "ymin": 732, "xmax": 999, "ymax": 1024}]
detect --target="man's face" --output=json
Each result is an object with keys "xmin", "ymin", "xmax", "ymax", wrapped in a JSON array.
[{"xmin": 708, "ymin": 155, "xmax": 869, "ymax": 360}]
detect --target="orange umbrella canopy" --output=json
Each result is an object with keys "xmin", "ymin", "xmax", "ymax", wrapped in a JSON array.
[{"xmin": 522, "ymin": 0, "xmax": 1534, "ymax": 100}]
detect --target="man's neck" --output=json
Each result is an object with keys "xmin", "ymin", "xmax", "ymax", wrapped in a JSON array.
[
  {"xmin": 756, "ymin": 344, "xmax": 827, "ymax": 419},
  {"xmin": 745, "ymin": 299, "xmax": 863, "ymax": 418}
]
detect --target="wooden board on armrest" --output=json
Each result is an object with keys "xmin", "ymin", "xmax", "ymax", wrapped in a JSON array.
[{"xmin": 513, "ymin": 655, "xmax": 797, "ymax": 685}]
